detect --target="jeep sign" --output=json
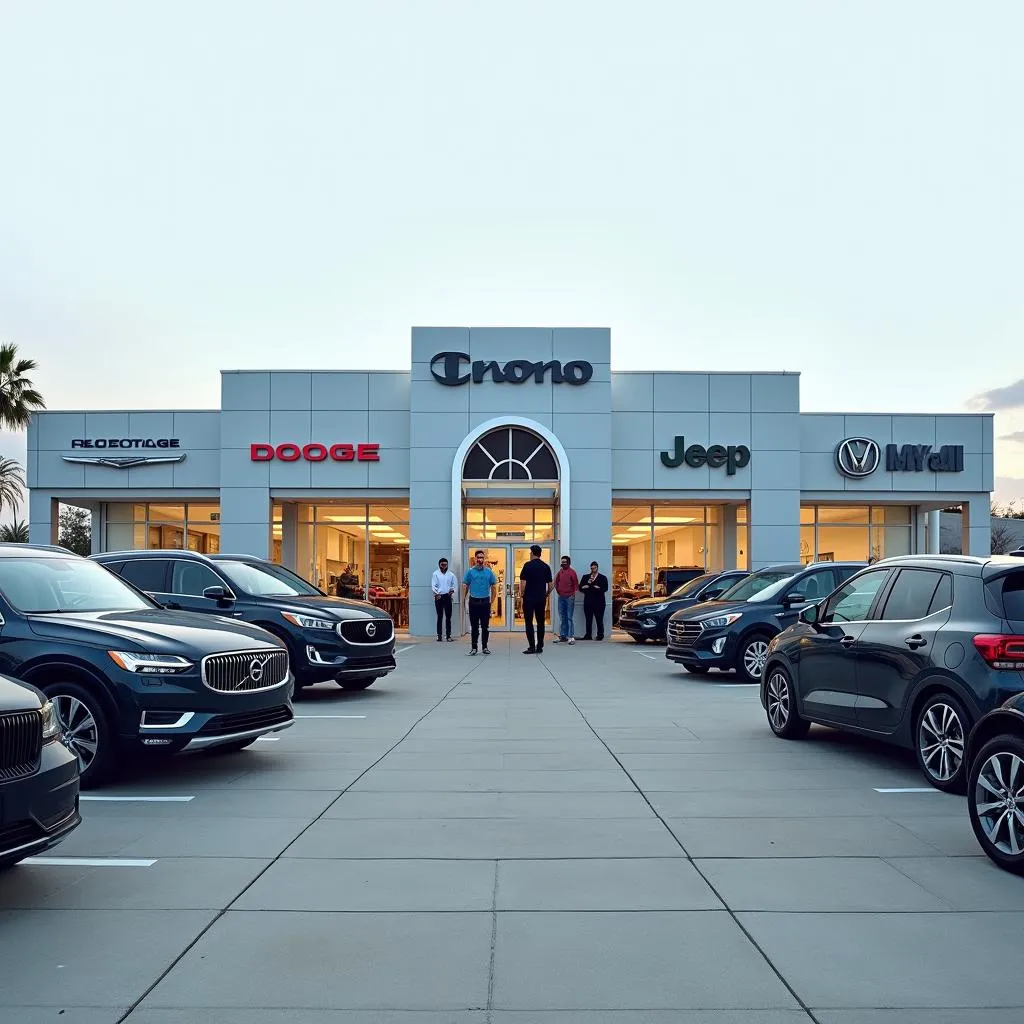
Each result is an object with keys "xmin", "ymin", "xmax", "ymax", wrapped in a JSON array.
[{"xmin": 660, "ymin": 436, "xmax": 751, "ymax": 475}]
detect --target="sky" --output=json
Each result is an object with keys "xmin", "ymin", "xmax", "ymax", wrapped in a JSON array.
[{"xmin": 1, "ymin": 0, "xmax": 1023, "ymax": 512}]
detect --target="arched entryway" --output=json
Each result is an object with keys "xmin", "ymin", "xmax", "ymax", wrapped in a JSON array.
[{"xmin": 450, "ymin": 418, "xmax": 570, "ymax": 632}]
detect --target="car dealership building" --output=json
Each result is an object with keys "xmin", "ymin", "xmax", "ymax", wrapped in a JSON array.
[{"xmin": 26, "ymin": 327, "xmax": 994, "ymax": 637}]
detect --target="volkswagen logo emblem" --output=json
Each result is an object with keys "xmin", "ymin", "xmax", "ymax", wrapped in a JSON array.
[
  {"xmin": 365, "ymin": 622, "xmax": 377, "ymax": 638},
  {"xmin": 835, "ymin": 437, "xmax": 881, "ymax": 478}
]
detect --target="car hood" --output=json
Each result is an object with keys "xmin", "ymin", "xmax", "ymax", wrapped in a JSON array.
[
  {"xmin": 626, "ymin": 595, "xmax": 706, "ymax": 612},
  {"xmin": 268, "ymin": 595, "xmax": 392, "ymax": 621},
  {"xmin": 26, "ymin": 609, "xmax": 286, "ymax": 655},
  {"xmin": 0, "ymin": 673, "xmax": 45, "ymax": 712},
  {"xmin": 669, "ymin": 599, "xmax": 753, "ymax": 622}
]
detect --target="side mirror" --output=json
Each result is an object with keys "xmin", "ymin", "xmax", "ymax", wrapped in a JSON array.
[
  {"xmin": 799, "ymin": 603, "xmax": 819, "ymax": 625},
  {"xmin": 704, "ymin": 588, "xmax": 724, "ymax": 600},
  {"xmin": 203, "ymin": 585, "xmax": 233, "ymax": 603},
  {"xmin": 782, "ymin": 592, "xmax": 806, "ymax": 609}
]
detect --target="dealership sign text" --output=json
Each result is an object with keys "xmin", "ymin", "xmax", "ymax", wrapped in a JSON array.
[
  {"xmin": 250, "ymin": 443, "xmax": 380, "ymax": 462},
  {"xmin": 660, "ymin": 437, "xmax": 751, "ymax": 475},
  {"xmin": 430, "ymin": 352, "xmax": 593, "ymax": 387}
]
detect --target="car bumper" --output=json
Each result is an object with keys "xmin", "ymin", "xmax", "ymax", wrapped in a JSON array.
[
  {"xmin": 302, "ymin": 647, "xmax": 397, "ymax": 682},
  {"xmin": 618, "ymin": 615, "xmax": 667, "ymax": 640},
  {"xmin": 665, "ymin": 631, "xmax": 737, "ymax": 669},
  {"xmin": 0, "ymin": 739, "xmax": 81, "ymax": 863}
]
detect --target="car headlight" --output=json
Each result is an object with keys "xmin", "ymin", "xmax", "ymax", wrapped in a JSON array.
[
  {"xmin": 107, "ymin": 651, "xmax": 193, "ymax": 674},
  {"xmin": 40, "ymin": 700, "xmax": 59, "ymax": 743},
  {"xmin": 282, "ymin": 612, "xmax": 336, "ymax": 630},
  {"xmin": 698, "ymin": 613, "xmax": 744, "ymax": 629},
  {"xmin": 646, "ymin": 603, "xmax": 668, "ymax": 614}
]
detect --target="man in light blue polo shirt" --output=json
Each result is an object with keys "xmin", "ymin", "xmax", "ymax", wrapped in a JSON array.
[{"xmin": 462, "ymin": 549, "xmax": 498, "ymax": 655}]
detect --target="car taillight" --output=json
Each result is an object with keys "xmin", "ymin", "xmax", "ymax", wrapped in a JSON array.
[{"xmin": 973, "ymin": 634, "xmax": 1024, "ymax": 669}]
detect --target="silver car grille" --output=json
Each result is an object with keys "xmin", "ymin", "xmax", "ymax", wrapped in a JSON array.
[
  {"xmin": 667, "ymin": 621, "xmax": 704, "ymax": 648},
  {"xmin": 202, "ymin": 649, "xmax": 289, "ymax": 693},
  {"xmin": 0, "ymin": 710, "xmax": 43, "ymax": 780},
  {"xmin": 338, "ymin": 618, "xmax": 394, "ymax": 645}
]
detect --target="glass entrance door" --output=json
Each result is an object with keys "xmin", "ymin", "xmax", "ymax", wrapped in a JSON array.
[{"xmin": 463, "ymin": 544, "xmax": 554, "ymax": 631}]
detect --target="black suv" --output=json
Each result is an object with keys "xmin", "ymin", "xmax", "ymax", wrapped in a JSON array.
[
  {"xmin": 761, "ymin": 554, "xmax": 1024, "ymax": 794},
  {"xmin": 619, "ymin": 570, "xmax": 749, "ymax": 643},
  {"xmin": 0, "ymin": 545, "xmax": 294, "ymax": 787},
  {"xmin": 1, "ymin": 675, "xmax": 81, "ymax": 868},
  {"xmin": 666, "ymin": 561, "xmax": 866, "ymax": 682},
  {"xmin": 93, "ymin": 551, "xmax": 396, "ymax": 694}
]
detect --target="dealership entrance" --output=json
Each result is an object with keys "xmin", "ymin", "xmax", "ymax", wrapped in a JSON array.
[{"xmin": 462, "ymin": 542, "xmax": 556, "ymax": 631}]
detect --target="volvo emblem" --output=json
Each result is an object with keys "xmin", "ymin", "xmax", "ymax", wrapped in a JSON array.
[
  {"xmin": 247, "ymin": 655, "xmax": 269, "ymax": 685},
  {"xmin": 835, "ymin": 437, "xmax": 881, "ymax": 478},
  {"xmin": 365, "ymin": 622, "xmax": 377, "ymax": 638}
]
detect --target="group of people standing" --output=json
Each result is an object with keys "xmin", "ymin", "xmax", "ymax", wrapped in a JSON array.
[{"xmin": 430, "ymin": 547, "xmax": 609, "ymax": 655}]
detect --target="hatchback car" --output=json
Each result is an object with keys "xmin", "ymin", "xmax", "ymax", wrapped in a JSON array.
[
  {"xmin": 1, "ymin": 675, "xmax": 81, "ymax": 869},
  {"xmin": 618, "ymin": 570, "xmax": 749, "ymax": 643},
  {"xmin": 93, "ymin": 550, "xmax": 397, "ymax": 694},
  {"xmin": 0, "ymin": 544, "xmax": 294, "ymax": 787},
  {"xmin": 761, "ymin": 554, "xmax": 1024, "ymax": 793},
  {"xmin": 666, "ymin": 562, "xmax": 866, "ymax": 681}
]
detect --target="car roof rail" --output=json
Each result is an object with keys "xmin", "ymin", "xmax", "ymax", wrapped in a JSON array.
[{"xmin": 0, "ymin": 542, "xmax": 75, "ymax": 554}]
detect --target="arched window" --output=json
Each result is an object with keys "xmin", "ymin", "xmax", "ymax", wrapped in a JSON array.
[{"xmin": 462, "ymin": 427, "xmax": 559, "ymax": 482}]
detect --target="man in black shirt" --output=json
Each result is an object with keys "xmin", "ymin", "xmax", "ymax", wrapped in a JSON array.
[{"xmin": 519, "ymin": 544, "xmax": 553, "ymax": 654}]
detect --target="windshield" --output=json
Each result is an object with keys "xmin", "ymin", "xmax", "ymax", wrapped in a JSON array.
[
  {"xmin": 669, "ymin": 574, "xmax": 715, "ymax": 599},
  {"xmin": 718, "ymin": 569, "xmax": 798, "ymax": 603},
  {"xmin": 216, "ymin": 559, "xmax": 324, "ymax": 597},
  {"xmin": 747, "ymin": 575, "xmax": 800, "ymax": 603},
  {"xmin": 0, "ymin": 557, "xmax": 155, "ymax": 614}
]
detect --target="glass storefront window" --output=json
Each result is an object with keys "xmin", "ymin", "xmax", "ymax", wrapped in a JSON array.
[
  {"xmin": 800, "ymin": 505, "xmax": 914, "ymax": 563},
  {"xmin": 461, "ymin": 506, "xmax": 557, "ymax": 543},
  {"xmin": 103, "ymin": 503, "xmax": 221, "ymax": 554}
]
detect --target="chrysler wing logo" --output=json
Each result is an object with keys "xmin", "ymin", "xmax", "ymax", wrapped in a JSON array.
[
  {"xmin": 61, "ymin": 454, "xmax": 187, "ymax": 469},
  {"xmin": 243, "ymin": 655, "xmax": 271, "ymax": 687},
  {"xmin": 835, "ymin": 437, "xmax": 881, "ymax": 478}
]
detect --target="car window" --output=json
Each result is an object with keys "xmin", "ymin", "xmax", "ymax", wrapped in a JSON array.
[
  {"xmin": 669, "ymin": 574, "xmax": 715, "ymax": 599},
  {"xmin": 881, "ymin": 568, "xmax": 945, "ymax": 621},
  {"xmin": 0, "ymin": 557, "xmax": 154, "ymax": 613},
  {"xmin": 821, "ymin": 569, "xmax": 889, "ymax": 624},
  {"xmin": 787, "ymin": 569, "xmax": 838, "ymax": 603},
  {"xmin": 118, "ymin": 559, "xmax": 168, "ymax": 593},
  {"xmin": 719, "ymin": 569, "xmax": 798, "ymax": 602},
  {"xmin": 927, "ymin": 573, "xmax": 953, "ymax": 615},
  {"xmin": 171, "ymin": 560, "xmax": 227, "ymax": 597},
  {"xmin": 215, "ymin": 559, "xmax": 324, "ymax": 597}
]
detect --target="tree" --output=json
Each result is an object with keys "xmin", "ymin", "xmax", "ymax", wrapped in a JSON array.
[
  {"xmin": 0, "ymin": 519, "xmax": 29, "ymax": 543},
  {"xmin": 0, "ymin": 343, "xmax": 46, "ymax": 430},
  {"xmin": 58, "ymin": 506, "xmax": 91, "ymax": 556},
  {"xmin": 991, "ymin": 519, "xmax": 1018, "ymax": 555},
  {"xmin": 0, "ymin": 457, "xmax": 25, "ymax": 518}
]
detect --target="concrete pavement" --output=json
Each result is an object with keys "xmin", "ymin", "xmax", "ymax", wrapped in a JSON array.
[{"xmin": 1, "ymin": 633, "xmax": 1023, "ymax": 1022}]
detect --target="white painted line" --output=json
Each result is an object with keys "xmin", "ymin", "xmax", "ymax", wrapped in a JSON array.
[
  {"xmin": 80, "ymin": 795, "xmax": 195, "ymax": 803},
  {"xmin": 874, "ymin": 787, "xmax": 941, "ymax": 793},
  {"xmin": 636, "ymin": 653, "xmax": 657, "ymax": 661},
  {"xmin": 28, "ymin": 857, "xmax": 157, "ymax": 867},
  {"xmin": 295, "ymin": 714, "xmax": 367, "ymax": 719},
  {"xmin": 396, "ymin": 645, "xmax": 414, "ymax": 654},
  {"xmin": 717, "ymin": 683, "xmax": 761, "ymax": 688}
]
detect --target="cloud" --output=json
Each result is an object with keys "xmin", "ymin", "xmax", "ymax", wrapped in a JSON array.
[
  {"xmin": 969, "ymin": 379, "xmax": 1024, "ymax": 411},
  {"xmin": 1000, "ymin": 431, "xmax": 1024, "ymax": 444}
]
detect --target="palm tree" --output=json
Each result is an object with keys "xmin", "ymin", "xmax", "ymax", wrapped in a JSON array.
[
  {"xmin": 0, "ymin": 458, "xmax": 25, "ymax": 518},
  {"xmin": 0, "ymin": 518, "xmax": 28, "ymax": 542},
  {"xmin": 0, "ymin": 343, "xmax": 46, "ymax": 429}
]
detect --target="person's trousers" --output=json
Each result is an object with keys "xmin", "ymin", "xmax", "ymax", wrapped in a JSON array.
[
  {"xmin": 468, "ymin": 597, "xmax": 490, "ymax": 649},
  {"xmin": 557, "ymin": 595, "xmax": 575, "ymax": 639},
  {"xmin": 584, "ymin": 599, "xmax": 606, "ymax": 640},
  {"xmin": 523, "ymin": 597, "xmax": 547, "ymax": 650},
  {"xmin": 435, "ymin": 594, "xmax": 453, "ymax": 639}
]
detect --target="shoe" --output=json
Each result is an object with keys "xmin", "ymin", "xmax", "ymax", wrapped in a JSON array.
[
  {"xmin": 446, "ymin": 637, "xmax": 454, "ymax": 642},
  {"xmin": 596, "ymin": 636, "xmax": 604, "ymax": 642},
  {"xmin": 536, "ymin": 646, "xmax": 544, "ymax": 654},
  {"xmin": 482, "ymin": 648, "xmax": 491, "ymax": 655},
  {"xmin": 568, "ymin": 638, "xmax": 575, "ymax": 645},
  {"xmin": 469, "ymin": 649, "xmax": 478, "ymax": 656},
  {"xmin": 581, "ymin": 636, "xmax": 592, "ymax": 641},
  {"xmin": 553, "ymin": 638, "xmax": 563, "ymax": 644},
  {"xmin": 523, "ymin": 647, "xmax": 536, "ymax": 655},
  {"xmin": 436, "ymin": 637, "xmax": 442, "ymax": 642}
]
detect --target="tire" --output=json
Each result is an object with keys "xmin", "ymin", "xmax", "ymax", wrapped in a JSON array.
[
  {"xmin": 737, "ymin": 633, "xmax": 773, "ymax": 683},
  {"xmin": 764, "ymin": 665, "xmax": 810, "ymax": 739},
  {"xmin": 337, "ymin": 676, "xmax": 376, "ymax": 691},
  {"xmin": 42, "ymin": 680, "xmax": 116, "ymax": 789},
  {"xmin": 968, "ymin": 733, "xmax": 1024, "ymax": 874},
  {"xmin": 206, "ymin": 737, "xmax": 259, "ymax": 755},
  {"xmin": 914, "ymin": 691, "xmax": 970, "ymax": 793},
  {"xmin": 683, "ymin": 665, "xmax": 710, "ymax": 675},
  {"xmin": 631, "ymin": 636, "xmax": 648, "ymax": 644}
]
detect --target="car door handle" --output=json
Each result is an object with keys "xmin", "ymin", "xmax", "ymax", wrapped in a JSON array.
[
  {"xmin": 840, "ymin": 635, "xmax": 856, "ymax": 648},
  {"xmin": 905, "ymin": 635, "xmax": 927, "ymax": 649}
]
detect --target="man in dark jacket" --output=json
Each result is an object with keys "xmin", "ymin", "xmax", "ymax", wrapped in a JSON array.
[{"xmin": 579, "ymin": 560, "xmax": 609, "ymax": 641}]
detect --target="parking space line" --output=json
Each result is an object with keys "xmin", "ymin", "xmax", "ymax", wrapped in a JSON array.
[
  {"xmin": 396, "ymin": 645, "xmax": 414, "ymax": 654},
  {"xmin": 80, "ymin": 795, "xmax": 195, "ymax": 802},
  {"xmin": 294, "ymin": 714, "xmax": 367, "ymax": 719},
  {"xmin": 874, "ymin": 787, "xmax": 940, "ymax": 793},
  {"xmin": 717, "ymin": 683, "xmax": 760, "ymax": 688},
  {"xmin": 28, "ymin": 857, "xmax": 157, "ymax": 867},
  {"xmin": 636, "ymin": 653, "xmax": 657, "ymax": 660}
]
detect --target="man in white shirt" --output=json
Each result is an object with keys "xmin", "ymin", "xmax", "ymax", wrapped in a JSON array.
[{"xmin": 431, "ymin": 557, "xmax": 458, "ymax": 642}]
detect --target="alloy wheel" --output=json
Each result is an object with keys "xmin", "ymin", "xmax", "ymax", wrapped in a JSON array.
[
  {"xmin": 743, "ymin": 640, "xmax": 770, "ymax": 680},
  {"xmin": 53, "ymin": 694, "xmax": 100, "ymax": 773},
  {"xmin": 766, "ymin": 671, "xmax": 790, "ymax": 731},
  {"xmin": 975, "ymin": 751, "xmax": 1024, "ymax": 856},
  {"xmin": 918, "ymin": 702, "xmax": 965, "ymax": 782}
]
